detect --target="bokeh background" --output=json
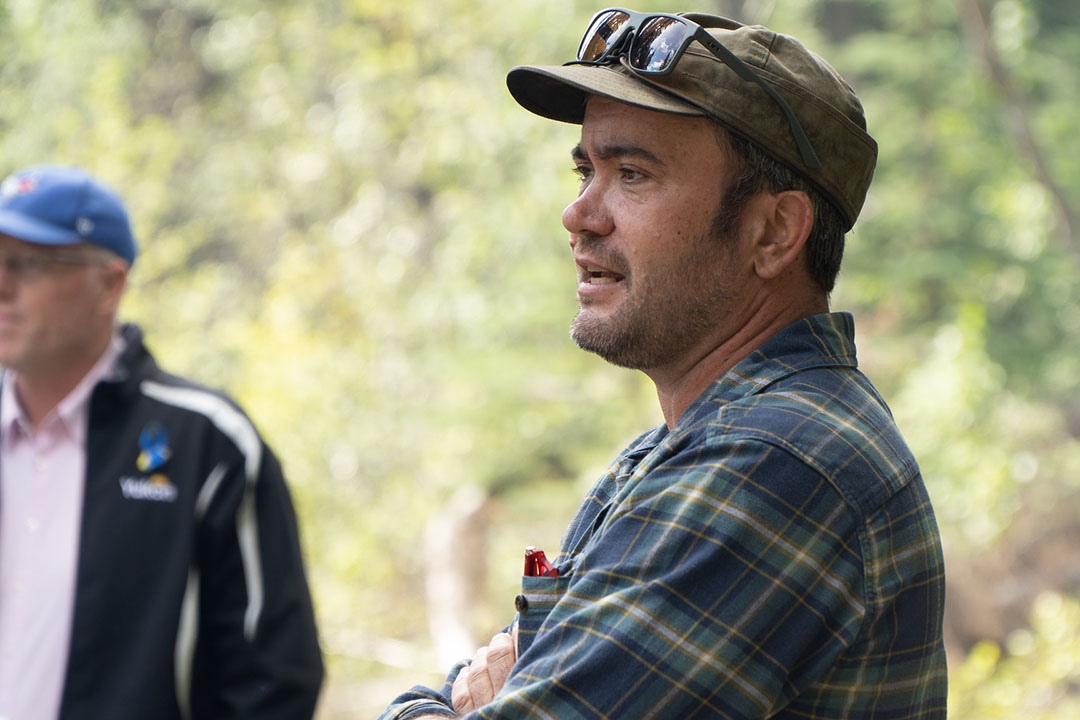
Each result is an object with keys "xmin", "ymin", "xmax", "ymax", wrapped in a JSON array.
[{"xmin": 3, "ymin": 0, "xmax": 1079, "ymax": 716}]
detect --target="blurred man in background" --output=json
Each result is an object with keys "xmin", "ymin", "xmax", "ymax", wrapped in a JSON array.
[
  {"xmin": 0, "ymin": 164, "xmax": 323, "ymax": 719},
  {"xmin": 380, "ymin": 9, "xmax": 947, "ymax": 720}
]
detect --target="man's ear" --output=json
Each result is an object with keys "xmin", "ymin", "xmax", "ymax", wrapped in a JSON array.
[
  {"xmin": 96, "ymin": 259, "xmax": 129, "ymax": 317},
  {"xmin": 751, "ymin": 190, "xmax": 814, "ymax": 280}
]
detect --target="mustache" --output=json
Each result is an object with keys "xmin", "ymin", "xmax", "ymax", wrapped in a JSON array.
[{"xmin": 571, "ymin": 236, "xmax": 629, "ymax": 276}]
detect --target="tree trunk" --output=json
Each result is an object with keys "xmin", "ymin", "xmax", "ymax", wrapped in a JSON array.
[{"xmin": 423, "ymin": 485, "xmax": 490, "ymax": 668}]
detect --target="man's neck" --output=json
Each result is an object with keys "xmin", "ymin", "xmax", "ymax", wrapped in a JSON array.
[
  {"xmin": 11, "ymin": 337, "xmax": 114, "ymax": 431},
  {"xmin": 648, "ymin": 298, "xmax": 828, "ymax": 430}
]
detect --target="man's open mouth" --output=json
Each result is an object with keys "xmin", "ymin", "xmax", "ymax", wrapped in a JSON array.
[{"xmin": 584, "ymin": 265, "xmax": 624, "ymax": 285}]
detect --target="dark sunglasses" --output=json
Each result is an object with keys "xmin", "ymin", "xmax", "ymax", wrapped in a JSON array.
[{"xmin": 571, "ymin": 8, "xmax": 821, "ymax": 169}]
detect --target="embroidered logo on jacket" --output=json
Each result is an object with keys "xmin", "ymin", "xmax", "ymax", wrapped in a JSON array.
[
  {"xmin": 121, "ymin": 423, "xmax": 178, "ymax": 502},
  {"xmin": 119, "ymin": 473, "xmax": 178, "ymax": 502},
  {"xmin": 136, "ymin": 422, "xmax": 172, "ymax": 472}
]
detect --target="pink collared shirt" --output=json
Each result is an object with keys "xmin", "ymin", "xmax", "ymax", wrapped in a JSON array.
[{"xmin": 0, "ymin": 334, "xmax": 124, "ymax": 720}]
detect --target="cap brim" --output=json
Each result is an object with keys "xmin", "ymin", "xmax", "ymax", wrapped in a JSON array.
[
  {"xmin": 507, "ymin": 64, "xmax": 705, "ymax": 124},
  {"xmin": 0, "ymin": 210, "xmax": 79, "ymax": 247}
]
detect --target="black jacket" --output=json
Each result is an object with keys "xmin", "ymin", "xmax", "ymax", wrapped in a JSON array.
[{"xmin": 30, "ymin": 324, "xmax": 324, "ymax": 719}]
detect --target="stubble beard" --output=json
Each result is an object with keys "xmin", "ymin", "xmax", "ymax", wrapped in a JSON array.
[{"xmin": 570, "ymin": 212, "xmax": 740, "ymax": 371}]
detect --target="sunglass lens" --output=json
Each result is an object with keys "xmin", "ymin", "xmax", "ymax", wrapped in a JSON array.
[
  {"xmin": 579, "ymin": 10, "xmax": 631, "ymax": 62},
  {"xmin": 630, "ymin": 17, "xmax": 692, "ymax": 72}
]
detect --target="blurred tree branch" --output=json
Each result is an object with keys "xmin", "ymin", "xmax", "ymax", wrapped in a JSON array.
[{"xmin": 956, "ymin": 0, "xmax": 1078, "ymax": 250}]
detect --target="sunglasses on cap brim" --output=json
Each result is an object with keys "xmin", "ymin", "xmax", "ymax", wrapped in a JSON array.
[{"xmin": 567, "ymin": 8, "xmax": 822, "ymax": 170}]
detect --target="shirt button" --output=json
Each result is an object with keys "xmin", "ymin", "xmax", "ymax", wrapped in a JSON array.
[{"xmin": 515, "ymin": 594, "xmax": 529, "ymax": 613}]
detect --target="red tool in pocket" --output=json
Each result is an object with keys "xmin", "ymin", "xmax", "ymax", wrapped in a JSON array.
[{"xmin": 523, "ymin": 546, "xmax": 559, "ymax": 578}]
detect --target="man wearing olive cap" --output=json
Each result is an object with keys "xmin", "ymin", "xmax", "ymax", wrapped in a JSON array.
[
  {"xmin": 0, "ymin": 165, "xmax": 323, "ymax": 719},
  {"xmin": 381, "ymin": 10, "xmax": 947, "ymax": 719}
]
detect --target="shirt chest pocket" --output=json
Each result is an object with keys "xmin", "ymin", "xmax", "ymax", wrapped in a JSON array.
[
  {"xmin": 514, "ymin": 572, "xmax": 574, "ymax": 658},
  {"xmin": 513, "ymin": 494, "xmax": 600, "ymax": 659},
  {"xmin": 513, "ymin": 445, "xmax": 653, "ymax": 658}
]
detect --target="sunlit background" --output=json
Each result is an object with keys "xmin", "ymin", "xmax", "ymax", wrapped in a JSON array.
[{"xmin": 3, "ymin": 0, "xmax": 1079, "ymax": 717}]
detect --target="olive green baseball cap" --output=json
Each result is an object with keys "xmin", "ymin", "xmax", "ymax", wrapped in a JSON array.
[{"xmin": 506, "ymin": 13, "xmax": 877, "ymax": 230}]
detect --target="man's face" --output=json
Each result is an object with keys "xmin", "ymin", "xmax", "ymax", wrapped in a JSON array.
[
  {"xmin": 563, "ymin": 96, "xmax": 751, "ymax": 371},
  {"xmin": 0, "ymin": 234, "xmax": 122, "ymax": 380}
]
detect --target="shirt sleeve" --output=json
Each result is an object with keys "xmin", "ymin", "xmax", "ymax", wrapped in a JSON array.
[
  {"xmin": 475, "ymin": 436, "xmax": 867, "ymax": 719},
  {"xmin": 192, "ymin": 439, "xmax": 325, "ymax": 719},
  {"xmin": 376, "ymin": 665, "xmax": 464, "ymax": 720}
]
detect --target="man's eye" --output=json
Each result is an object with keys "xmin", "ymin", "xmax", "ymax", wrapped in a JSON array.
[
  {"xmin": 620, "ymin": 168, "xmax": 644, "ymax": 182},
  {"xmin": 572, "ymin": 165, "xmax": 592, "ymax": 182},
  {"xmin": 8, "ymin": 256, "xmax": 46, "ymax": 276}
]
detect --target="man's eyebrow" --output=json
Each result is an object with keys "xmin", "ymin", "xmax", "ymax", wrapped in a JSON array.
[{"xmin": 570, "ymin": 143, "xmax": 666, "ymax": 168}]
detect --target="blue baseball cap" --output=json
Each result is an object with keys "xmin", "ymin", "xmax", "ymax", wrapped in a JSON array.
[{"xmin": 0, "ymin": 164, "xmax": 137, "ymax": 264}]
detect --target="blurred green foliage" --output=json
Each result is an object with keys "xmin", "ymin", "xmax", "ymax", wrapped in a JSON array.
[
  {"xmin": 2, "ymin": 0, "xmax": 1078, "ymax": 716},
  {"xmin": 949, "ymin": 593, "xmax": 1080, "ymax": 717}
]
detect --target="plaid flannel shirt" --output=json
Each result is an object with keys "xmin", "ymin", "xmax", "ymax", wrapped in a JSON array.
[{"xmin": 381, "ymin": 312, "xmax": 947, "ymax": 719}]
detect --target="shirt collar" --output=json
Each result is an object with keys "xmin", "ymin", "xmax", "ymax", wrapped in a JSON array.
[
  {"xmin": 678, "ymin": 312, "xmax": 858, "ymax": 427},
  {"xmin": 1, "ymin": 331, "xmax": 126, "ymax": 446},
  {"xmin": 0, "ymin": 371, "xmax": 25, "ymax": 444}
]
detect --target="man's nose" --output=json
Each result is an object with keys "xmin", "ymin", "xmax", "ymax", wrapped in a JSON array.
[{"xmin": 562, "ymin": 182, "xmax": 614, "ymax": 249}]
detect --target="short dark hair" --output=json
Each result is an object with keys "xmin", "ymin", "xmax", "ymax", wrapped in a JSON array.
[{"xmin": 711, "ymin": 124, "xmax": 848, "ymax": 294}]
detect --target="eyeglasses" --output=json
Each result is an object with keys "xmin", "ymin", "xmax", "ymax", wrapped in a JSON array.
[
  {"xmin": 571, "ymin": 8, "xmax": 821, "ymax": 170},
  {"xmin": 0, "ymin": 248, "xmax": 105, "ymax": 281}
]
